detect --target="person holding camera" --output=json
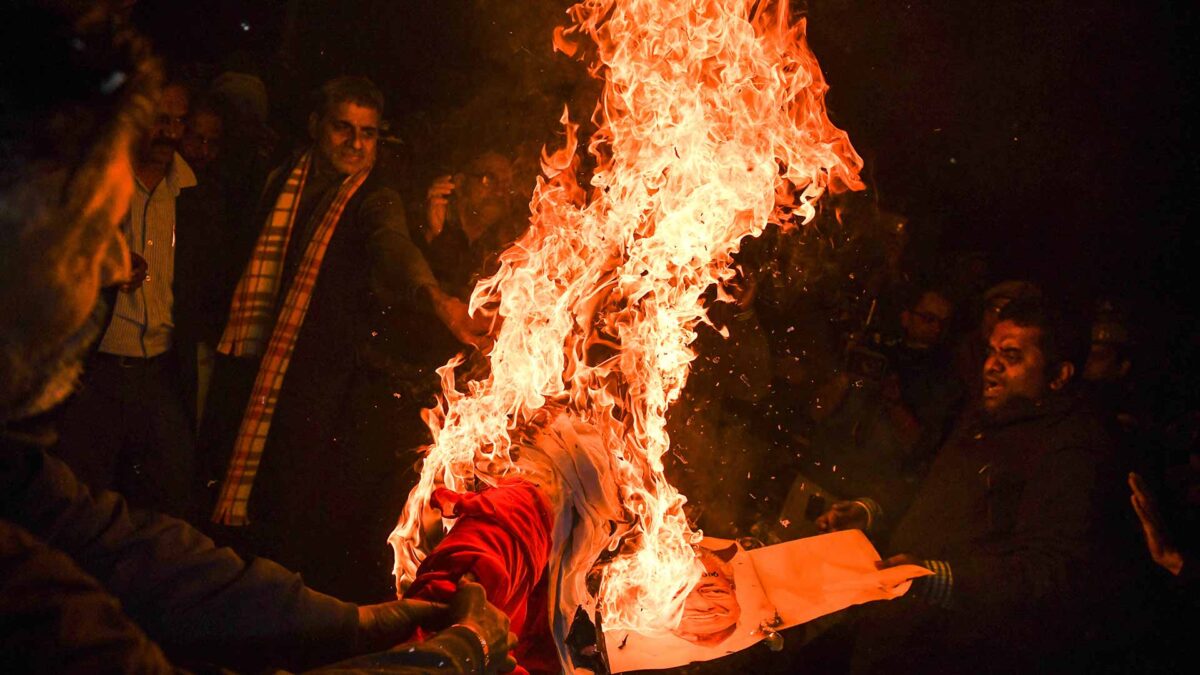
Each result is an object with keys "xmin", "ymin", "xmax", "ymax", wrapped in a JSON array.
[
  {"xmin": 423, "ymin": 150, "xmax": 526, "ymax": 302},
  {"xmin": 879, "ymin": 287, "xmax": 965, "ymax": 472}
]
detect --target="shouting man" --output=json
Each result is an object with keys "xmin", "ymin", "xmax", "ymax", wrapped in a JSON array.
[{"xmin": 818, "ymin": 298, "xmax": 1139, "ymax": 671}]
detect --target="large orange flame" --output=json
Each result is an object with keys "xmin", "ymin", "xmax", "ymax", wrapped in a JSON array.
[{"xmin": 390, "ymin": 0, "xmax": 863, "ymax": 636}]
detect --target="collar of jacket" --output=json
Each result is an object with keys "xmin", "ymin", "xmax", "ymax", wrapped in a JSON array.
[{"xmin": 967, "ymin": 390, "xmax": 1079, "ymax": 432}]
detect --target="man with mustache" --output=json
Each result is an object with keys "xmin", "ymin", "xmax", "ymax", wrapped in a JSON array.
[
  {"xmin": 817, "ymin": 298, "xmax": 1144, "ymax": 671},
  {"xmin": 51, "ymin": 78, "xmax": 202, "ymax": 522},
  {"xmin": 0, "ymin": 2, "xmax": 515, "ymax": 672},
  {"xmin": 204, "ymin": 76, "xmax": 489, "ymax": 603}
]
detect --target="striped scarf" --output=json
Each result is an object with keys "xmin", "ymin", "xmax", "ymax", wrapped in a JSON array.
[{"xmin": 212, "ymin": 150, "xmax": 370, "ymax": 526}]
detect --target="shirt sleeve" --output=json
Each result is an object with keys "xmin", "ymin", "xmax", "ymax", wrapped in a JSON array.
[
  {"xmin": 1, "ymin": 446, "xmax": 361, "ymax": 673},
  {"xmin": 908, "ymin": 559, "xmax": 954, "ymax": 608},
  {"xmin": 360, "ymin": 187, "xmax": 439, "ymax": 309}
]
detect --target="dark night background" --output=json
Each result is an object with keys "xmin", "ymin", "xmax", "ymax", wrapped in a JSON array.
[{"xmin": 130, "ymin": 0, "xmax": 1198, "ymax": 408}]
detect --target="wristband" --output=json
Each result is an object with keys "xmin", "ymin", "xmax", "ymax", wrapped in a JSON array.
[
  {"xmin": 851, "ymin": 499, "xmax": 873, "ymax": 531},
  {"xmin": 451, "ymin": 623, "xmax": 490, "ymax": 671}
]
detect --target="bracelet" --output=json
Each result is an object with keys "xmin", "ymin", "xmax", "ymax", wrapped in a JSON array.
[
  {"xmin": 451, "ymin": 623, "xmax": 489, "ymax": 671},
  {"xmin": 851, "ymin": 499, "xmax": 874, "ymax": 531}
]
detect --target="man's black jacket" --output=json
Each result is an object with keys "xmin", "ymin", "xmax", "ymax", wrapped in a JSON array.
[
  {"xmin": 0, "ymin": 428, "xmax": 484, "ymax": 673},
  {"xmin": 854, "ymin": 393, "xmax": 1153, "ymax": 672}
]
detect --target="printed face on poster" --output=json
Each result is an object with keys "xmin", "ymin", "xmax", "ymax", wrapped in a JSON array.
[{"xmin": 604, "ymin": 530, "xmax": 931, "ymax": 673}]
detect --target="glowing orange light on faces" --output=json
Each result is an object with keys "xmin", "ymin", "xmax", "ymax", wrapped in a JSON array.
[{"xmin": 391, "ymin": 0, "xmax": 863, "ymax": 635}]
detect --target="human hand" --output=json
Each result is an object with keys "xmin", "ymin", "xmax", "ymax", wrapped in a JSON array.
[
  {"xmin": 875, "ymin": 553, "xmax": 921, "ymax": 569},
  {"xmin": 873, "ymin": 553, "xmax": 934, "ymax": 594},
  {"xmin": 430, "ymin": 287, "xmax": 491, "ymax": 348},
  {"xmin": 356, "ymin": 598, "xmax": 452, "ymax": 653},
  {"xmin": 815, "ymin": 500, "xmax": 869, "ymax": 533},
  {"xmin": 118, "ymin": 252, "xmax": 148, "ymax": 292},
  {"xmin": 449, "ymin": 579, "xmax": 518, "ymax": 673},
  {"xmin": 1129, "ymin": 472, "xmax": 1185, "ymax": 576},
  {"xmin": 426, "ymin": 175, "xmax": 456, "ymax": 243}
]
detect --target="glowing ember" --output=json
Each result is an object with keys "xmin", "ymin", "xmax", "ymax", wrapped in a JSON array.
[{"xmin": 390, "ymin": 0, "xmax": 863, "ymax": 635}]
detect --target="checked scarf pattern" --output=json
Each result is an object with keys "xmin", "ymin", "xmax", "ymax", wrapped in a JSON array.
[{"xmin": 212, "ymin": 150, "xmax": 370, "ymax": 526}]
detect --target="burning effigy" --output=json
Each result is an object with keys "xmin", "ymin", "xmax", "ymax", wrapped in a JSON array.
[{"xmin": 390, "ymin": 0, "xmax": 870, "ymax": 670}]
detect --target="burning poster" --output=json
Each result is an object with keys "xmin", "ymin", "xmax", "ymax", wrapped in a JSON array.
[
  {"xmin": 390, "ymin": 0, "xmax": 869, "ymax": 669},
  {"xmin": 605, "ymin": 531, "xmax": 931, "ymax": 673}
]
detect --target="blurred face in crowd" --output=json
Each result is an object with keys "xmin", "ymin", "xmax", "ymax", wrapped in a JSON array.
[
  {"xmin": 310, "ymin": 100, "xmax": 379, "ymax": 176},
  {"xmin": 900, "ymin": 291, "xmax": 953, "ymax": 349},
  {"xmin": 457, "ymin": 151, "xmax": 514, "ymax": 231},
  {"xmin": 139, "ymin": 83, "xmax": 188, "ymax": 168},
  {"xmin": 1083, "ymin": 341, "xmax": 1130, "ymax": 382},
  {"xmin": 180, "ymin": 108, "xmax": 222, "ymax": 172},
  {"xmin": 673, "ymin": 548, "xmax": 741, "ymax": 647}
]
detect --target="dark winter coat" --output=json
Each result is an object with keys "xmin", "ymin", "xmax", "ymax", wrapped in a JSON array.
[
  {"xmin": 0, "ymin": 428, "xmax": 483, "ymax": 673},
  {"xmin": 853, "ymin": 392, "xmax": 1151, "ymax": 672},
  {"xmin": 200, "ymin": 152, "xmax": 438, "ymax": 602}
]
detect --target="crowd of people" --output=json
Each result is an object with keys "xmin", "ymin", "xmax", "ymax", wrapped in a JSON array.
[
  {"xmin": 2, "ymin": 2, "xmax": 522, "ymax": 673},
  {"xmin": 2, "ymin": 1, "xmax": 1194, "ymax": 673}
]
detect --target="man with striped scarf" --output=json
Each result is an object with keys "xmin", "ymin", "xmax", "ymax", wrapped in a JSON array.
[
  {"xmin": 1, "ymin": 4, "xmax": 514, "ymax": 671},
  {"xmin": 205, "ymin": 77, "xmax": 487, "ymax": 603}
]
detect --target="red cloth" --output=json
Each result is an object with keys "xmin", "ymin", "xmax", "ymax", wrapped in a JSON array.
[{"xmin": 403, "ymin": 479, "xmax": 558, "ymax": 675}]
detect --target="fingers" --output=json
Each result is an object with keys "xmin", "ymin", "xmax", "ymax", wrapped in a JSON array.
[
  {"xmin": 451, "ymin": 579, "xmax": 487, "ymax": 617},
  {"xmin": 815, "ymin": 506, "xmax": 842, "ymax": 532},
  {"xmin": 426, "ymin": 176, "xmax": 455, "ymax": 237},
  {"xmin": 1130, "ymin": 493, "xmax": 1148, "ymax": 524},
  {"xmin": 357, "ymin": 598, "xmax": 453, "ymax": 652},
  {"xmin": 875, "ymin": 553, "xmax": 914, "ymax": 569},
  {"xmin": 492, "ymin": 631, "xmax": 519, "ymax": 673},
  {"xmin": 1128, "ymin": 472, "xmax": 1149, "ymax": 499},
  {"xmin": 403, "ymin": 598, "xmax": 451, "ymax": 624},
  {"xmin": 815, "ymin": 506, "xmax": 844, "ymax": 531},
  {"xmin": 816, "ymin": 501, "xmax": 860, "ymax": 532},
  {"xmin": 483, "ymin": 631, "xmax": 519, "ymax": 674},
  {"xmin": 426, "ymin": 175, "xmax": 455, "ymax": 198},
  {"xmin": 118, "ymin": 253, "xmax": 149, "ymax": 291},
  {"xmin": 1128, "ymin": 475, "xmax": 1163, "ymax": 528}
]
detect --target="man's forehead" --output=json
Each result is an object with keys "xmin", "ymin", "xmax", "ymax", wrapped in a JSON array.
[
  {"xmin": 990, "ymin": 320, "xmax": 1041, "ymax": 348},
  {"xmin": 325, "ymin": 101, "xmax": 380, "ymax": 128},
  {"xmin": 160, "ymin": 85, "xmax": 188, "ymax": 113}
]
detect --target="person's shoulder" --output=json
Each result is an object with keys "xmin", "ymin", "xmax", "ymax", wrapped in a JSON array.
[
  {"xmin": 1041, "ymin": 395, "xmax": 1118, "ymax": 464},
  {"xmin": 358, "ymin": 158, "xmax": 407, "ymax": 214},
  {"xmin": 1057, "ymin": 395, "xmax": 1113, "ymax": 440}
]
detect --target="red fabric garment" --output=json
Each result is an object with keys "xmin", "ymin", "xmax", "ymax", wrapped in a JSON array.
[{"xmin": 403, "ymin": 479, "xmax": 558, "ymax": 675}]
